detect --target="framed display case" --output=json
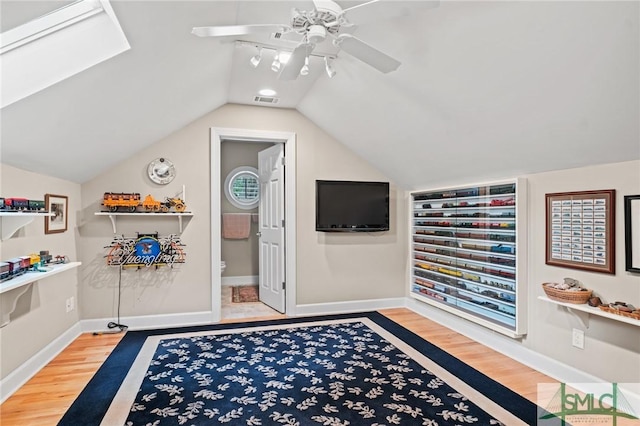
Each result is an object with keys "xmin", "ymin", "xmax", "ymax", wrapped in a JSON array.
[
  {"xmin": 545, "ymin": 190, "xmax": 615, "ymax": 274},
  {"xmin": 410, "ymin": 178, "xmax": 527, "ymax": 338},
  {"xmin": 624, "ymin": 194, "xmax": 640, "ymax": 273}
]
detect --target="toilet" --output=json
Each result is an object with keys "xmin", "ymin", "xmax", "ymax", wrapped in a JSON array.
[{"xmin": 221, "ymin": 261, "xmax": 226, "ymax": 274}]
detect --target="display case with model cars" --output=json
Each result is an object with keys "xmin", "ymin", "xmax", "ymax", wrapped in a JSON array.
[{"xmin": 410, "ymin": 179, "xmax": 527, "ymax": 338}]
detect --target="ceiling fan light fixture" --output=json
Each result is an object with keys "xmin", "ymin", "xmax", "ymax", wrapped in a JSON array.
[{"xmin": 324, "ymin": 56, "xmax": 336, "ymax": 78}]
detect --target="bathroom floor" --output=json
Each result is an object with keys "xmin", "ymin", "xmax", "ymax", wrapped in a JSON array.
[{"xmin": 221, "ymin": 285, "xmax": 283, "ymax": 320}]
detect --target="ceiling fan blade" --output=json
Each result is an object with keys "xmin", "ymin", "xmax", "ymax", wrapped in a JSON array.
[
  {"xmin": 191, "ymin": 24, "xmax": 290, "ymax": 38},
  {"xmin": 342, "ymin": 0, "xmax": 440, "ymax": 26},
  {"xmin": 312, "ymin": 0, "xmax": 343, "ymax": 15},
  {"xmin": 335, "ymin": 33, "xmax": 400, "ymax": 73},
  {"xmin": 279, "ymin": 43, "xmax": 314, "ymax": 81}
]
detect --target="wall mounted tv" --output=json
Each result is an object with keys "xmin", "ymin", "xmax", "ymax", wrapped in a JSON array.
[{"xmin": 316, "ymin": 180, "xmax": 390, "ymax": 232}]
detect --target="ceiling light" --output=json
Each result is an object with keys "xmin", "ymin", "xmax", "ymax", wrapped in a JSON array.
[
  {"xmin": 258, "ymin": 88, "xmax": 277, "ymax": 96},
  {"xmin": 278, "ymin": 51, "xmax": 291, "ymax": 64},
  {"xmin": 271, "ymin": 51, "xmax": 282, "ymax": 72},
  {"xmin": 324, "ymin": 56, "xmax": 336, "ymax": 78},
  {"xmin": 300, "ymin": 56, "xmax": 310, "ymax": 76},
  {"xmin": 249, "ymin": 48, "xmax": 262, "ymax": 68}
]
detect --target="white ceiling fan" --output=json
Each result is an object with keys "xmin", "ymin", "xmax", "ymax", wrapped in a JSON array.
[{"xmin": 192, "ymin": 0, "xmax": 439, "ymax": 80}]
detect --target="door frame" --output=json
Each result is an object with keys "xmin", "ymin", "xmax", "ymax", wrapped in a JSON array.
[{"xmin": 210, "ymin": 127, "xmax": 297, "ymax": 322}]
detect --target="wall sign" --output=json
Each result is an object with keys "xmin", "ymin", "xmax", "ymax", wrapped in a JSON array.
[
  {"xmin": 545, "ymin": 190, "xmax": 615, "ymax": 274},
  {"xmin": 106, "ymin": 234, "xmax": 185, "ymax": 268}
]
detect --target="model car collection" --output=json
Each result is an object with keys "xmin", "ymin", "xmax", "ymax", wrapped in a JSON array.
[
  {"xmin": 102, "ymin": 192, "xmax": 187, "ymax": 213},
  {"xmin": 0, "ymin": 251, "xmax": 69, "ymax": 283},
  {"xmin": 0, "ymin": 197, "xmax": 47, "ymax": 212}
]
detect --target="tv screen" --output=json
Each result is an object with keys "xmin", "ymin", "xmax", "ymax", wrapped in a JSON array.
[{"xmin": 316, "ymin": 180, "xmax": 390, "ymax": 232}]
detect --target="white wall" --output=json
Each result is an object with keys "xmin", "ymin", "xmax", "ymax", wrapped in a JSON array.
[
  {"xmin": 0, "ymin": 164, "xmax": 81, "ymax": 381},
  {"xmin": 525, "ymin": 160, "xmax": 640, "ymax": 383},
  {"xmin": 78, "ymin": 104, "xmax": 407, "ymax": 321}
]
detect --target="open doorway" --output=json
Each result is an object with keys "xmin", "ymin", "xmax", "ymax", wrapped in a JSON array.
[
  {"xmin": 210, "ymin": 128, "xmax": 297, "ymax": 323},
  {"xmin": 219, "ymin": 140, "xmax": 279, "ymax": 319}
]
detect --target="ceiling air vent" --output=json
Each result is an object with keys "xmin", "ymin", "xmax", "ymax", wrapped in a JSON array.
[{"xmin": 253, "ymin": 96, "xmax": 279, "ymax": 104}]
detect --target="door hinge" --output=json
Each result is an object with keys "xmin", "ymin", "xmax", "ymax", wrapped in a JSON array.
[
  {"xmin": 281, "ymin": 157, "xmax": 285, "ymax": 166},
  {"xmin": 281, "ymin": 219, "xmax": 285, "ymax": 227},
  {"xmin": 282, "ymin": 281, "xmax": 286, "ymax": 290}
]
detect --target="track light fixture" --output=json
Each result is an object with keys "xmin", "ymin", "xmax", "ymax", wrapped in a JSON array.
[
  {"xmin": 249, "ymin": 47, "xmax": 262, "ymax": 68},
  {"xmin": 271, "ymin": 51, "xmax": 282, "ymax": 72},
  {"xmin": 324, "ymin": 56, "xmax": 336, "ymax": 78},
  {"xmin": 300, "ymin": 56, "xmax": 310, "ymax": 76},
  {"xmin": 235, "ymin": 41, "xmax": 336, "ymax": 78}
]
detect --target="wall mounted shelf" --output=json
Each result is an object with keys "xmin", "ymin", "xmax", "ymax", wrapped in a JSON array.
[
  {"xmin": 539, "ymin": 295, "xmax": 640, "ymax": 328},
  {"xmin": 95, "ymin": 212, "xmax": 193, "ymax": 234},
  {"xmin": 0, "ymin": 262, "xmax": 81, "ymax": 327},
  {"xmin": 0, "ymin": 212, "xmax": 53, "ymax": 241}
]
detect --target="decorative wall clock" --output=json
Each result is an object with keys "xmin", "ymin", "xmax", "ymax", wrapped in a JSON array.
[{"xmin": 147, "ymin": 158, "xmax": 176, "ymax": 185}]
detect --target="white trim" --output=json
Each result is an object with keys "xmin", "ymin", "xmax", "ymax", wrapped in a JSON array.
[
  {"xmin": 221, "ymin": 275, "xmax": 259, "ymax": 286},
  {"xmin": 211, "ymin": 128, "xmax": 298, "ymax": 323},
  {"xmin": 79, "ymin": 311, "xmax": 215, "ymax": 332},
  {"xmin": 0, "ymin": 323, "xmax": 81, "ymax": 403},
  {"xmin": 294, "ymin": 297, "xmax": 406, "ymax": 317},
  {"xmin": 405, "ymin": 298, "xmax": 640, "ymax": 408}
]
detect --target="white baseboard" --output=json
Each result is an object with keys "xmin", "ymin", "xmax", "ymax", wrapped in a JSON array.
[
  {"xmin": 405, "ymin": 298, "xmax": 640, "ymax": 411},
  {"xmin": 221, "ymin": 275, "xmax": 258, "ymax": 286},
  {"xmin": 0, "ymin": 322, "xmax": 82, "ymax": 404},
  {"xmin": 80, "ymin": 310, "xmax": 216, "ymax": 332},
  {"xmin": 294, "ymin": 297, "xmax": 405, "ymax": 317}
]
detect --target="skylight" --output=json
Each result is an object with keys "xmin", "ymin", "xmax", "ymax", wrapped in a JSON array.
[{"xmin": 0, "ymin": 0, "xmax": 130, "ymax": 108}]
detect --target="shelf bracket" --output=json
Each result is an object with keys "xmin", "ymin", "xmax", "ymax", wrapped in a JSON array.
[
  {"xmin": 107, "ymin": 214, "xmax": 117, "ymax": 234},
  {"xmin": 1, "ymin": 215, "xmax": 35, "ymax": 240},
  {"xmin": 554, "ymin": 305, "xmax": 590, "ymax": 328},
  {"xmin": 0, "ymin": 283, "xmax": 32, "ymax": 327}
]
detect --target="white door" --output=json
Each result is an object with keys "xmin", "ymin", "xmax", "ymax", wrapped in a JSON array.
[{"xmin": 258, "ymin": 143, "xmax": 285, "ymax": 313}]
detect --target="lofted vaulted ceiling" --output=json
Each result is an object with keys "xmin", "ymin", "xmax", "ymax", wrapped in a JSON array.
[{"xmin": 1, "ymin": 0, "xmax": 638, "ymax": 188}]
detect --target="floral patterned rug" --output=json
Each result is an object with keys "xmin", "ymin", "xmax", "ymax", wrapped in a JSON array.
[{"xmin": 60, "ymin": 312, "xmax": 556, "ymax": 426}]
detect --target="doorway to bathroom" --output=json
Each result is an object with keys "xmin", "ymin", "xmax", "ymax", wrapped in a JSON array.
[{"xmin": 210, "ymin": 128, "xmax": 297, "ymax": 322}]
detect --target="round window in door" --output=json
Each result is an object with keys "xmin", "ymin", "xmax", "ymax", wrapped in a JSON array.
[{"xmin": 224, "ymin": 166, "xmax": 260, "ymax": 209}]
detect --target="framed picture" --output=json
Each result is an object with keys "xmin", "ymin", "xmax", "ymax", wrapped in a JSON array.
[
  {"xmin": 624, "ymin": 195, "xmax": 640, "ymax": 273},
  {"xmin": 545, "ymin": 189, "xmax": 615, "ymax": 274},
  {"xmin": 45, "ymin": 194, "xmax": 68, "ymax": 234}
]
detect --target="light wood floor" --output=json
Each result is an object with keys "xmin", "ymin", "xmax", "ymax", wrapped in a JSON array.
[{"xmin": 0, "ymin": 308, "xmax": 557, "ymax": 425}]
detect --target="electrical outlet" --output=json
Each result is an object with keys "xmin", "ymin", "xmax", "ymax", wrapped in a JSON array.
[
  {"xmin": 66, "ymin": 297, "xmax": 74, "ymax": 313},
  {"xmin": 572, "ymin": 328, "xmax": 584, "ymax": 349}
]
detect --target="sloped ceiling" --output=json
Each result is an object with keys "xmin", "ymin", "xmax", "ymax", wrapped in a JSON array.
[{"xmin": 1, "ymin": 1, "xmax": 638, "ymax": 187}]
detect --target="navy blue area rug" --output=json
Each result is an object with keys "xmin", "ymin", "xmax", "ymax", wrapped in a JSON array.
[{"xmin": 59, "ymin": 312, "xmax": 559, "ymax": 425}]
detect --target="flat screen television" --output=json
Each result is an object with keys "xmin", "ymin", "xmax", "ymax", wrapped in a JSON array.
[{"xmin": 316, "ymin": 180, "xmax": 390, "ymax": 232}]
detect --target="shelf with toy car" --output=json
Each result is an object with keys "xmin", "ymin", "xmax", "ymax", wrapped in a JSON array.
[
  {"xmin": 410, "ymin": 178, "xmax": 527, "ymax": 338},
  {"xmin": 0, "ymin": 261, "xmax": 81, "ymax": 327},
  {"xmin": 95, "ymin": 212, "xmax": 193, "ymax": 234},
  {"xmin": 95, "ymin": 187, "xmax": 193, "ymax": 233}
]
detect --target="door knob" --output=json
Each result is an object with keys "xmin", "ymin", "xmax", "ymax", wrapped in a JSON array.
[{"xmin": 256, "ymin": 232, "xmax": 262, "ymax": 237}]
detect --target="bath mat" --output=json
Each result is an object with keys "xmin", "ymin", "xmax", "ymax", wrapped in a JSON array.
[{"xmin": 231, "ymin": 284, "xmax": 259, "ymax": 303}]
